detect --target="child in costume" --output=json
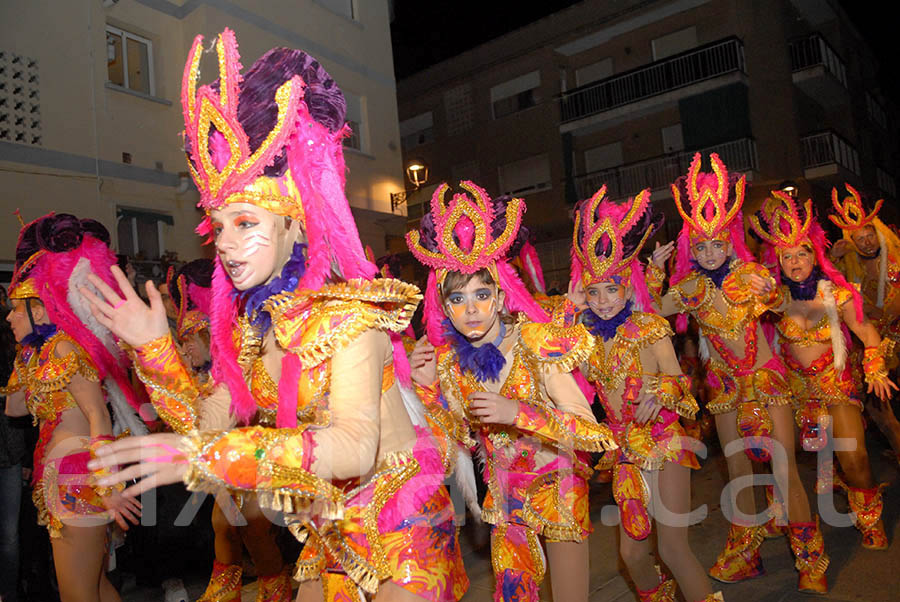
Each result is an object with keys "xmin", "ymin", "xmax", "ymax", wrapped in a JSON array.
[
  {"xmin": 167, "ymin": 259, "xmax": 214, "ymax": 380},
  {"xmin": 648, "ymin": 154, "xmax": 816, "ymax": 590},
  {"xmin": 2, "ymin": 213, "xmax": 145, "ymax": 601},
  {"xmin": 407, "ymin": 180, "xmax": 617, "ymax": 602},
  {"xmin": 751, "ymin": 191, "xmax": 895, "ymax": 559},
  {"xmin": 572, "ymin": 187, "xmax": 720, "ymax": 602},
  {"xmin": 82, "ymin": 29, "xmax": 468, "ymax": 602},
  {"xmin": 828, "ymin": 185, "xmax": 900, "ymax": 464}
]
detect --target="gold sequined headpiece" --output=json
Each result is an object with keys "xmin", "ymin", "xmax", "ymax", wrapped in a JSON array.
[
  {"xmin": 749, "ymin": 191, "xmax": 815, "ymax": 251},
  {"xmin": 182, "ymin": 28, "xmax": 305, "ymax": 222},
  {"xmin": 673, "ymin": 153, "xmax": 745, "ymax": 242},
  {"xmin": 406, "ymin": 180, "xmax": 525, "ymax": 287},
  {"xmin": 573, "ymin": 186, "xmax": 656, "ymax": 286},
  {"xmin": 828, "ymin": 183, "xmax": 883, "ymax": 232},
  {"xmin": 8, "ymin": 210, "xmax": 42, "ymax": 300}
]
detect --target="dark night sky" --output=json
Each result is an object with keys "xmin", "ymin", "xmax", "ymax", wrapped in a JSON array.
[{"xmin": 391, "ymin": 0, "xmax": 900, "ymax": 105}]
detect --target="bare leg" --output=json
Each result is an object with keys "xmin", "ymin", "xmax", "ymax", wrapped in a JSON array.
[
  {"xmin": 830, "ymin": 404, "xmax": 874, "ymax": 489},
  {"xmin": 651, "ymin": 462, "xmax": 713, "ymax": 601},
  {"xmin": 714, "ymin": 410, "xmax": 757, "ymax": 517},
  {"xmin": 211, "ymin": 501, "xmax": 243, "ymax": 565},
  {"xmin": 546, "ymin": 539, "xmax": 590, "ymax": 602},
  {"xmin": 238, "ymin": 496, "xmax": 284, "ymax": 576},
  {"xmin": 617, "ymin": 524, "xmax": 659, "ymax": 592},
  {"xmin": 768, "ymin": 404, "xmax": 811, "ymax": 523},
  {"xmin": 51, "ymin": 523, "xmax": 119, "ymax": 602},
  {"xmin": 865, "ymin": 397, "xmax": 900, "ymax": 456}
]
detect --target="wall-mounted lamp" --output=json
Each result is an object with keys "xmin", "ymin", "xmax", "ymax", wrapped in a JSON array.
[
  {"xmin": 406, "ymin": 159, "xmax": 428, "ymax": 189},
  {"xmin": 779, "ymin": 180, "xmax": 799, "ymax": 199}
]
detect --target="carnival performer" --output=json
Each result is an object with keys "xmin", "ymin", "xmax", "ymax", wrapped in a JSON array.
[
  {"xmin": 2, "ymin": 213, "xmax": 145, "ymax": 601},
  {"xmin": 167, "ymin": 257, "xmax": 295, "ymax": 601},
  {"xmin": 571, "ymin": 187, "xmax": 720, "ymax": 601},
  {"xmin": 648, "ymin": 154, "xmax": 817, "ymax": 590},
  {"xmin": 82, "ymin": 29, "xmax": 468, "ymax": 602},
  {"xmin": 750, "ymin": 190, "xmax": 895, "ymax": 561},
  {"xmin": 828, "ymin": 185, "xmax": 900, "ymax": 464},
  {"xmin": 407, "ymin": 180, "xmax": 618, "ymax": 602}
]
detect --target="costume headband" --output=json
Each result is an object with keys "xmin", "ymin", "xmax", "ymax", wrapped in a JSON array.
[
  {"xmin": 828, "ymin": 183, "xmax": 883, "ymax": 232},
  {"xmin": 673, "ymin": 152, "xmax": 745, "ymax": 241}
]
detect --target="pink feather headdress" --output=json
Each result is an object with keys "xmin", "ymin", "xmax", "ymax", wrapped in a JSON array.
[
  {"xmin": 182, "ymin": 29, "xmax": 378, "ymax": 422},
  {"xmin": 670, "ymin": 153, "xmax": 754, "ymax": 331},
  {"xmin": 406, "ymin": 181, "xmax": 549, "ymax": 345},
  {"xmin": 571, "ymin": 187, "xmax": 660, "ymax": 311}
]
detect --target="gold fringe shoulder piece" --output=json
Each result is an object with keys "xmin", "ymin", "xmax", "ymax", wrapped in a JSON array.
[{"xmin": 518, "ymin": 319, "xmax": 594, "ymax": 373}]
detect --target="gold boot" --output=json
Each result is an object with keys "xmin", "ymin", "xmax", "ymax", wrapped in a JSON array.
[
  {"xmin": 256, "ymin": 567, "xmax": 292, "ymax": 602},
  {"xmin": 847, "ymin": 484, "xmax": 889, "ymax": 550},
  {"xmin": 197, "ymin": 560, "xmax": 242, "ymax": 602},
  {"xmin": 636, "ymin": 566, "xmax": 676, "ymax": 602},
  {"xmin": 788, "ymin": 517, "xmax": 828, "ymax": 595},
  {"xmin": 708, "ymin": 524, "xmax": 765, "ymax": 583}
]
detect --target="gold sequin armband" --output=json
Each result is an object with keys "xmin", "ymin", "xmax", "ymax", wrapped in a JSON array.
[
  {"xmin": 514, "ymin": 399, "xmax": 618, "ymax": 453},
  {"xmin": 863, "ymin": 341, "xmax": 891, "ymax": 386},
  {"xmin": 182, "ymin": 427, "xmax": 345, "ymax": 520},
  {"xmin": 646, "ymin": 261, "xmax": 666, "ymax": 304},
  {"xmin": 645, "ymin": 373, "xmax": 698, "ymax": 419},
  {"xmin": 89, "ymin": 436, "xmax": 125, "ymax": 496},
  {"xmin": 127, "ymin": 333, "xmax": 199, "ymax": 434}
]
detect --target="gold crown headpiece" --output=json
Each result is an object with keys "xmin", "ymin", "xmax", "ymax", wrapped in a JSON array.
[
  {"xmin": 573, "ymin": 186, "xmax": 656, "ymax": 286},
  {"xmin": 673, "ymin": 153, "xmax": 745, "ymax": 241},
  {"xmin": 749, "ymin": 191, "xmax": 815, "ymax": 251},
  {"xmin": 828, "ymin": 183, "xmax": 883, "ymax": 232},
  {"xmin": 406, "ymin": 180, "xmax": 525, "ymax": 286},
  {"xmin": 182, "ymin": 28, "xmax": 305, "ymax": 221}
]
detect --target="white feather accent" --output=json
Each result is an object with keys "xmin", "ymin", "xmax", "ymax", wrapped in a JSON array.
[
  {"xmin": 397, "ymin": 383, "xmax": 427, "ymax": 427},
  {"xmin": 452, "ymin": 447, "xmax": 482, "ymax": 522},
  {"xmin": 524, "ymin": 255, "xmax": 545, "ymax": 294},
  {"xmin": 66, "ymin": 258, "xmax": 148, "ymax": 435},
  {"xmin": 698, "ymin": 332, "xmax": 711, "ymax": 362},
  {"xmin": 877, "ymin": 228, "xmax": 887, "ymax": 308},
  {"xmin": 819, "ymin": 280, "xmax": 847, "ymax": 372}
]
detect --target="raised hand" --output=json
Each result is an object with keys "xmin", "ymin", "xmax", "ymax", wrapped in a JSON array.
[
  {"xmin": 830, "ymin": 239, "xmax": 851, "ymax": 260},
  {"xmin": 651, "ymin": 240, "xmax": 675, "ymax": 269},
  {"xmin": 468, "ymin": 391, "xmax": 519, "ymax": 425},
  {"xmin": 87, "ymin": 433, "xmax": 191, "ymax": 498},
  {"xmin": 567, "ymin": 279, "xmax": 586, "ymax": 310},
  {"xmin": 410, "ymin": 336, "xmax": 437, "ymax": 386},
  {"xmin": 80, "ymin": 265, "xmax": 170, "ymax": 347},
  {"xmin": 870, "ymin": 377, "xmax": 899, "ymax": 403}
]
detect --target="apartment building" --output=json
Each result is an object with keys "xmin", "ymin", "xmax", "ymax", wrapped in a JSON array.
[
  {"xmin": 0, "ymin": 0, "xmax": 406, "ymax": 282},
  {"xmin": 397, "ymin": 0, "xmax": 898, "ymax": 286}
]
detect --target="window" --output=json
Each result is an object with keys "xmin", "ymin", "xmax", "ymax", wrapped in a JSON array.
[
  {"xmin": 116, "ymin": 208, "xmax": 172, "ymax": 260},
  {"xmin": 0, "ymin": 50, "xmax": 41, "ymax": 145},
  {"xmin": 316, "ymin": 0, "xmax": 356, "ymax": 20},
  {"xmin": 584, "ymin": 142, "xmax": 623, "ymax": 174},
  {"xmin": 400, "ymin": 111, "xmax": 433, "ymax": 151},
  {"xmin": 661, "ymin": 124, "xmax": 684, "ymax": 153},
  {"xmin": 491, "ymin": 71, "xmax": 541, "ymax": 119},
  {"xmin": 498, "ymin": 154, "xmax": 551, "ymax": 196},
  {"xmin": 444, "ymin": 84, "xmax": 474, "ymax": 136},
  {"xmin": 106, "ymin": 25, "xmax": 154, "ymax": 95},
  {"xmin": 652, "ymin": 26, "xmax": 697, "ymax": 61},
  {"xmin": 866, "ymin": 92, "xmax": 888, "ymax": 129},
  {"xmin": 575, "ymin": 58, "xmax": 613, "ymax": 87},
  {"xmin": 343, "ymin": 92, "xmax": 365, "ymax": 151}
]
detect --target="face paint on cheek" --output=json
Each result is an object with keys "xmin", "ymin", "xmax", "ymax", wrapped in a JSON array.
[{"xmin": 240, "ymin": 230, "xmax": 273, "ymax": 257}]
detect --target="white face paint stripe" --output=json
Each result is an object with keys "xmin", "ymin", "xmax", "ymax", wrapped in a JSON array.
[{"xmin": 241, "ymin": 230, "xmax": 272, "ymax": 257}]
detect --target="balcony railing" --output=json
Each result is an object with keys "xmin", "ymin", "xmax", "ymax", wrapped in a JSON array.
[
  {"xmin": 800, "ymin": 131, "xmax": 859, "ymax": 175},
  {"xmin": 788, "ymin": 33, "xmax": 847, "ymax": 88},
  {"xmin": 560, "ymin": 37, "xmax": 745, "ymax": 123},
  {"xmin": 574, "ymin": 138, "xmax": 757, "ymax": 201}
]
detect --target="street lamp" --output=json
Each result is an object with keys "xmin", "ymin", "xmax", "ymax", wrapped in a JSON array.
[
  {"xmin": 406, "ymin": 159, "xmax": 428, "ymax": 189},
  {"xmin": 779, "ymin": 180, "xmax": 799, "ymax": 198}
]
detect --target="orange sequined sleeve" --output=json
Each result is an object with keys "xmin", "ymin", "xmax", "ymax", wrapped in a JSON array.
[
  {"xmin": 513, "ymin": 396, "xmax": 617, "ymax": 452},
  {"xmin": 129, "ymin": 333, "xmax": 200, "ymax": 434}
]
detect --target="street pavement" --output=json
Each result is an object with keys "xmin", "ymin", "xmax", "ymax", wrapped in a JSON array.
[{"xmin": 122, "ymin": 437, "xmax": 900, "ymax": 602}]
